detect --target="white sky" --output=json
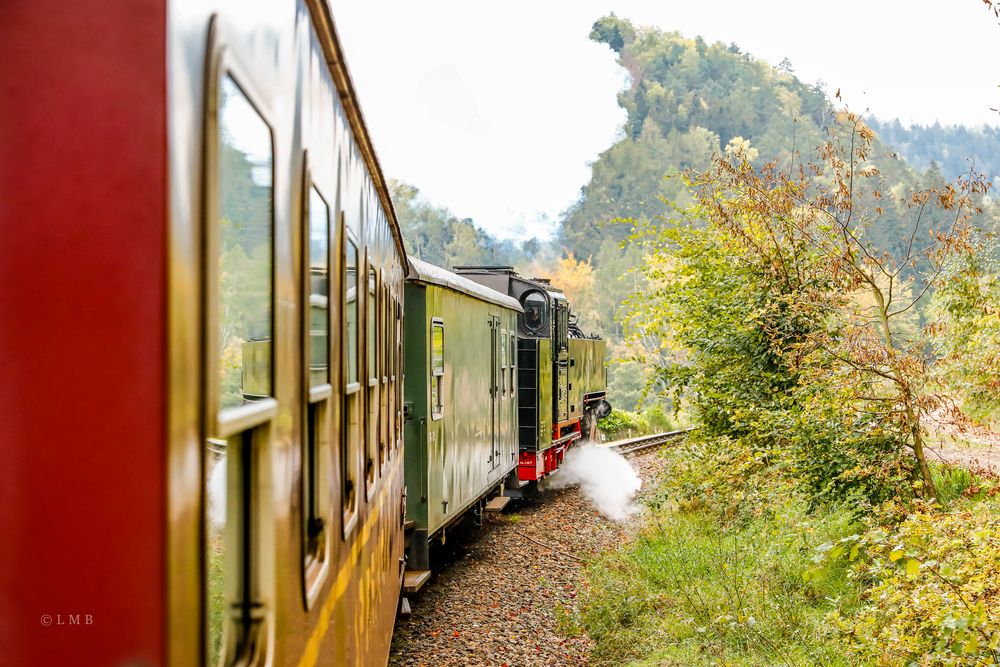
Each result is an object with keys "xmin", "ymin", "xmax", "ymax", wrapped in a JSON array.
[{"xmin": 334, "ymin": 1, "xmax": 1000, "ymax": 240}]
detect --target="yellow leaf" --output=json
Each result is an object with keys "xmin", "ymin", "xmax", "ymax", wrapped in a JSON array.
[
  {"xmin": 889, "ymin": 550, "xmax": 903, "ymax": 562},
  {"xmin": 905, "ymin": 559, "xmax": 920, "ymax": 576}
]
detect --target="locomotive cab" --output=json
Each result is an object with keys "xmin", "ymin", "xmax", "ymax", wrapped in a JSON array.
[{"xmin": 520, "ymin": 290, "xmax": 548, "ymax": 336}]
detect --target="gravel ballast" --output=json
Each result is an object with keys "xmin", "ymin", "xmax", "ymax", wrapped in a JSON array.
[{"xmin": 390, "ymin": 449, "xmax": 668, "ymax": 666}]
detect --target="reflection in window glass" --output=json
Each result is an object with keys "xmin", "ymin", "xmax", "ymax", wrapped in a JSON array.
[
  {"xmin": 521, "ymin": 292, "xmax": 547, "ymax": 335},
  {"xmin": 308, "ymin": 188, "xmax": 329, "ymax": 386},
  {"xmin": 367, "ymin": 267, "xmax": 377, "ymax": 380},
  {"xmin": 345, "ymin": 239, "xmax": 358, "ymax": 384},
  {"xmin": 208, "ymin": 75, "xmax": 273, "ymax": 664},
  {"xmin": 431, "ymin": 321, "xmax": 444, "ymax": 418},
  {"xmin": 510, "ymin": 334, "xmax": 516, "ymax": 395},
  {"xmin": 216, "ymin": 75, "xmax": 273, "ymax": 410},
  {"xmin": 206, "ymin": 441, "xmax": 227, "ymax": 662},
  {"xmin": 431, "ymin": 323, "xmax": 444, "ymax": 376}
]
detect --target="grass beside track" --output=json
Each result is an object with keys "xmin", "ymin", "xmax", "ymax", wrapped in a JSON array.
[
  {"xmin": 572, "ymin": 435, "xmax": 1000, "ymax": 667},
  {"xmin": 576, "ymin": 489, "xmax": 859, "ymax": 666}
]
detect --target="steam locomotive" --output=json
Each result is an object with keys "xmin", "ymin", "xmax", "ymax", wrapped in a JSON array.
[{"xmin": 0, "ymin": 1, "xmax": 607, "ymax": 665}]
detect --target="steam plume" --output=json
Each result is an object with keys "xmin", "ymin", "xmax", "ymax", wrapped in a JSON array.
[{"xmin": 546, "ymin": 444, "xmax": 642, "ymax": 521}]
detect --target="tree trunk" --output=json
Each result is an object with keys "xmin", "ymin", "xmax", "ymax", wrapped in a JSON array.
[
  {"xmin": 873, "ymin": 287, "xmax": 938, "ymax": 501},
  {"xmin": 903, "ymin": 389, "xmax": 938, "ymax": 501}
]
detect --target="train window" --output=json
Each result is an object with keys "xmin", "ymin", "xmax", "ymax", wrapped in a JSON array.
[
  {"xmin": 385, "ymin": 288, "xmax": 393, "ymax": 455},
  {"xmin": 302, "ymin": 182, "xmax": 330, "ymax": 605},
  {"xmin": 500, "ymin": 327, "xmax": 506, "ymax": 397},
  {"xmin": 365, "ymin": 262, "xmax": 377, "ymax": 489},
  {"xmin": 367, "ymin": 265, "xmax": 377, "ymax": 382},
  {"xmin": 383, "ymin": 284, "xmax": 391, "ymax": 383},
  {"xmin": 302, "ymin": 400, "xmax": 328, "ymax": 600},
  {"xmin": 521, "ymin": 291, "xmax": 548, "ymax": 336},
  {"xmin": 430, "ymin": 319, "xmax": 444, "ymax": 420},
  {"xmin": 307, "ymin": 187, "xmax": 330, "ymax": 386},
  {"xmin": 509, "ymin": 333, "xmax": 516, "ymax": 396},
  {"xmin": 395, "ymin": 299, "xmax": 404, "ymax": 448},
  {"xmin": 345, "ymin": 238, "xmax": 359, "ymax": 385},
  {"xmin": 216, "ymin": 75, "xmax": 273, "ymax": 409},
  {"xmin": 343, "ymin": 232, "xmax": 360, "ymax": 528},
  {"xmin": 207, "ymin": 74, "xmax": 274, "ymax": 665},
  {"xmin": 557, "ymin": 303, "xmax": 569, "ymax": 352},
  {"xmin": 382, "ymin": 286, "xmax": 395, "ymax": 459},
  {"xmin": 379, "ymin": 281, "xmax": 389, "ymax": 467}
]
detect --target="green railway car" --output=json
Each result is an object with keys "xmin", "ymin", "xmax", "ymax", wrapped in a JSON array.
[{"xmin": 403, "ymin": 258, "xmax": 522, "ymax": 569}]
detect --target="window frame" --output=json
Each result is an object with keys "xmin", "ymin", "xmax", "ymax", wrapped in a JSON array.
[
  {"xmin": 395, "ymin": 298, "xmax": 404, "ymax": 449},
  {"xmin": 364, "ymin": 252, "xmax": 378, "ymax": 495},
  {"xmin": 509, "ymin": 332, "xmax": 516, "ymax": 397},
  {"xmin": 341, "ymin": 220, "xmax": 361, "ymax": 538},
  {"xmin": 201, "ymin": 40, "xmax": 277, "ymax": 667},
  {"xmin": 500, "ymin": 326, "xmax": 507, "ymax": 398},
  {"xmin": 379, "ymin": 278, "xmax": 389, "ymax": 469},
  {"xmin": 299, "ymin": 159, "xmax": 331, "ymax": 608},
  {"xmin": 520, "ymin": 290, "xmax": 549, "ymax": 336},
  {"xmin": 430, "ymin": 318, "xmax": 445, "ymax": 420}
]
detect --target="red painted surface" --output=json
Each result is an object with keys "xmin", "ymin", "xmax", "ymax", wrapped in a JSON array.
[
  {"xmin": 518, "ymin": 420, "xmax": 584, "ymax": 480},
  {"xmin": 518, "ymin": 450, "xmax": 539, "ymax": 481},
  {"xmin": 0, "ymin": 2, "xmax": 167, "ymax": 665}
]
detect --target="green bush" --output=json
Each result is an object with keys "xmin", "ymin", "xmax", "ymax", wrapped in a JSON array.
[
  {"xmin": 642, "ymin": 403, "xmax": 675, "ymax": 433},
  {"xmin": 929, "ymin": 241, "xmax": 1000, "ymax": 428},
  {"xmin": 597, "ymin": 408, "xmax": 651, "ymax": 438},
  {"xmin": 825, "ymin": 498, "xmax": 1000, "ymax": 665}
]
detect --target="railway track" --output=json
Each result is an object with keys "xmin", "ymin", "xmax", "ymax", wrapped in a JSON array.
[{"xmin": 606, "ymin": 427, "xmax": 696, "ymax": 455}]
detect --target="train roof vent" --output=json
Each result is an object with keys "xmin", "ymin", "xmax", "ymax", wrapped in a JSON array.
[{"xmin": 452, "ymin": 265, "xmax": 516, "ymax": 274}]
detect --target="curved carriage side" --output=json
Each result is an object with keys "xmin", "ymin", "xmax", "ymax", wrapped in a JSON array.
[{"xmin": 167, "ymin": 2, "xmax": 407, "ymax": 664}]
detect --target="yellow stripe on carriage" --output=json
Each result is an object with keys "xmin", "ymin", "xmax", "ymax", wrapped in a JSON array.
[{"xmin": 297, "ymin": 466, "xmax": 399, "ymax": 667}]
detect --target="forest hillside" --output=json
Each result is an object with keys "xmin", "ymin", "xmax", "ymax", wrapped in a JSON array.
[{"xmin": 393, "ymin": 14, "xmax": 998, "ymax": 414}]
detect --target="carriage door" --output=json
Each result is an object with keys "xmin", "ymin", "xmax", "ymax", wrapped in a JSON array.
[{"xmin": 489, "ymin": 315, "xmax": 502, "ymax": 473}]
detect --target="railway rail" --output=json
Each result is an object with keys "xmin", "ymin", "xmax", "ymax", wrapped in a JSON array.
[{"xmin": 605, "ymin": 427, "xmax": 697, "ymax": 455}]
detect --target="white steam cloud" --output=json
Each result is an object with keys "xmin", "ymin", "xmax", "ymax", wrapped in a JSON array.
[{"xmin": 546, "ymin": 444, "xmax": 642, "ymax": 521}]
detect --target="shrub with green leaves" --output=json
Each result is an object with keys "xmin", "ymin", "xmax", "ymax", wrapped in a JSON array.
[
  {"xmin": 824, "ymin": 498, "xmax": 1000, "ymax": 665},
  {"xmin": 597, "ymin": 408, "xmax": 651, "ymax": 438},
  {"xmin": 929, "ymin": 240, "xmax": 1000, "ymax": 427},
  {"xmin": 624, "ymin": 213, "xmax": 918, "ymax": 508}
]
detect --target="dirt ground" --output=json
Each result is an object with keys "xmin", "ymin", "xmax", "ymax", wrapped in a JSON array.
[{"xmin": 927, "ymin": 409, "xmax": 1000, "ymax": 472}]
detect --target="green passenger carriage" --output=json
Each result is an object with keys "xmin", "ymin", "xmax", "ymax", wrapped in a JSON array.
[{"xmin": 402, "ymin": 258, "xmax": 522, "ymax": 570}]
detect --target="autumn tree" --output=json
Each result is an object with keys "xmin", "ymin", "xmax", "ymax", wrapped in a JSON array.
[{"xmin": 628, "ymin": 113, "xmax": 988, "ymax": 500}]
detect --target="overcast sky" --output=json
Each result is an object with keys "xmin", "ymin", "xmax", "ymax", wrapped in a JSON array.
[{"xmin": 334, "ymin": 1, "xmax": 1000, "ymax": 240}]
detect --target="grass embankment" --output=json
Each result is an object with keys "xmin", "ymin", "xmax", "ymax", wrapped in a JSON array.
[{"xmin": 571, "ymin": 436, "xmax": 1000, "ymax": 666}]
